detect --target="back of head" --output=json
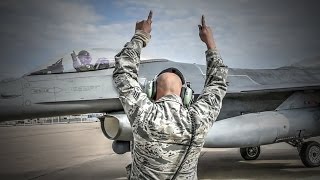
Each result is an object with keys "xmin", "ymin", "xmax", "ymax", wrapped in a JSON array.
[{"xmin": 155, "ymin": 72, "xmax": 182, "ymax": 100}]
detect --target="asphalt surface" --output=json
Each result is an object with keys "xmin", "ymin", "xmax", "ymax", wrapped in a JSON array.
[{"xmin": 0, "ymin": 122, "xmax": 319, "ymax": 180}]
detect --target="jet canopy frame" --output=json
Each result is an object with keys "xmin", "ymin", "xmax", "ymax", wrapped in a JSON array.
[{"xmin": 26, "ymin": 49, "xmax": 116, "ymax": 76}]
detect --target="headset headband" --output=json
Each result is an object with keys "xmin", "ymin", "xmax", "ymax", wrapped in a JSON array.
[{"xmin": 157, "ymin": 67, "xmax": 186, "ymax": 85}]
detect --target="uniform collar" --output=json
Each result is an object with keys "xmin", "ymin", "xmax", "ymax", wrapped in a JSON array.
[{"xmin": 155, "ymin": 94, "xmax": 182, "ymax": 105}]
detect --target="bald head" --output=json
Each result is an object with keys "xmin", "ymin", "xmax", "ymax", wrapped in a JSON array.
[{"xmin": 155, "ymin": 72, "xmax": 182, "ymax": 100}]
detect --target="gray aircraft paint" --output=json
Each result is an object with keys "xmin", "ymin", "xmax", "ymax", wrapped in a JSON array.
[
  {"xmin": 103, "ymin": 106, "xmax": 320, "ymax": 148},
  {"xmin": 0, "ymin": 49, "xmax": 320, "ymax": 150},
  {"xmin": 1, "ymin": 57, "xmax": 319, "ymax": 121}
]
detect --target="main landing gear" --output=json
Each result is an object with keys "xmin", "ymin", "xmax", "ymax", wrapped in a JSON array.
[
  {"xmin": 239, "ymin": 140, "xmax": 320, "ymax": 168},
  {"xmin": 288, "ymin": 139, "xmax": 320, "ymax": 167}
]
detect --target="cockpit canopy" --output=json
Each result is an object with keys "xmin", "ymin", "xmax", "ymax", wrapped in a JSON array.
[{"xmin": 27, "ymin": 48, "xmax": 116, "ymax": 76}]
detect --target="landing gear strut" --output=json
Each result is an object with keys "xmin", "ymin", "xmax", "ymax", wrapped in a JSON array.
[
  {"xmin": 288, "ymin": 139, "xmax": 320, "ymax": 167},
  {"xmin": 240, "ymin": 146, "xmax": 261, "ymax": 160}
]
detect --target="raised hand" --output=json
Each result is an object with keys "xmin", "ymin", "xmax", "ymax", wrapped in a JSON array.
[
  {"xmin": 198, "ymin": 15, "xmax": 216, "ymax": 49},
  {"xmin": 135, "ymin": 10, "xmax": 153, "ymax": 34}
]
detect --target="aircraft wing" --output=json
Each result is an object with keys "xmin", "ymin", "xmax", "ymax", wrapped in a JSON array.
[{"xmin": 228, "ymin": 82, "xmax": 320, "ymax": 94}]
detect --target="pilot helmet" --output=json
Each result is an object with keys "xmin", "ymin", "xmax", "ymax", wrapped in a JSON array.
[{"xmin": 78, "ymin": 50, "xmax": 92, "ymax": 65}]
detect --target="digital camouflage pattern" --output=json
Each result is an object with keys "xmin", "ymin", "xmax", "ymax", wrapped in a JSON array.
[{"xmin": 113, "ymin": 30, "xmax": 228, "ymax": 180}]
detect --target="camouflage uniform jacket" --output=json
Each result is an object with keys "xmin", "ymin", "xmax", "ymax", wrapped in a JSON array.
[{"xmin": 113, "ymin": 30, "xmax": 228, "ymax": 180}]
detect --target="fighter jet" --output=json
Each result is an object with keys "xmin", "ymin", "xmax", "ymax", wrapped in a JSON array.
[{"xmin": 0, "ymin": 48, "xmax": 319, "ymax": 167}]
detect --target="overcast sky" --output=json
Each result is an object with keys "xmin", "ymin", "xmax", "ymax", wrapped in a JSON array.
[{"xmin": 0, "ymin": 0, "xmax": 320, "ymax": 78}]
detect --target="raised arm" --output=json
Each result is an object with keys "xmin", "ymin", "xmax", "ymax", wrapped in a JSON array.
[
  {"xmin": 189, "ymin": 15, "xmax": 228, "ymax": 130},
  {"xmin": 71, "ymin": 51, "xmax": 81, "ymax": 69},
  {"xmin": 113, "ymin": 11, "xmax": 154, "ymax": 124}
]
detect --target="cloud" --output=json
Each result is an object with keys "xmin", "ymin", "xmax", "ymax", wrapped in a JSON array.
[
  {"xmin": 1, "ymin": 0, "xmax": 320, "ymax": 78},
  {"xmin": 0, "ymin": 0, "xmax": 130, "ymax": 76},
  {"xmin": 119, "ymin": 0, "xmax": 320, "ymax": 68}
]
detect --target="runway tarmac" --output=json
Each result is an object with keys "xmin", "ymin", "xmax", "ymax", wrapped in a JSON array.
[{"xmin": 0, "ymin": 122, "xmax": 319, "ymax": 180}]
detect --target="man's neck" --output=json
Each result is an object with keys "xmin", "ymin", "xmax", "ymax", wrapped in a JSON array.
[{"xmin": 156, "ymin": 91, "xmax": 180, "ymax": 101}]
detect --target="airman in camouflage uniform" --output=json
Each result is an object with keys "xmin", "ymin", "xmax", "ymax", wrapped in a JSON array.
[{"xmin": 113, "ymin": 11, "xmax": 228, "ymax": 180}]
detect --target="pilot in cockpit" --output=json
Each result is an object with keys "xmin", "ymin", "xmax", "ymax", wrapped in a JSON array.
[
  {"xmin": 71, "ymin": 50, "xmax": 112, "ymax": 72},
  {"xmin": 71, "ymin": 50, "xmax": 95, "ymax": 72}
]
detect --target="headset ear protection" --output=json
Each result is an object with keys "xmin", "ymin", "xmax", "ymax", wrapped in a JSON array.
[{"xmin": 145, "ymin": 67, "xmax": 194, "ymax": 107}]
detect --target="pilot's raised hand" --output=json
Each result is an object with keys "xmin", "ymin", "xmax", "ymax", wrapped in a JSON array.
[
  {"xmin": 198, "ymin": 15, "xmax": 216, "ymax": 50},
  {"xmin": 135, "ymin": 10, "xmax": 153, "ymax": 35}
]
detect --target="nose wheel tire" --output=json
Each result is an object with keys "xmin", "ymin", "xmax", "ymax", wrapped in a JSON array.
[
  {"xmin": 299, "ymin": 141, "xmax": 320, "ymax": 167},
  {"xmin": 240, "ymin": 146, "xmax": 261, "ymax": 160}
]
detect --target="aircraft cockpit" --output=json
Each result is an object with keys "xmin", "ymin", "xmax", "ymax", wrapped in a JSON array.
[{"xmin": 27, "ymin": 49, "xmax": 115, "ymax": 76}]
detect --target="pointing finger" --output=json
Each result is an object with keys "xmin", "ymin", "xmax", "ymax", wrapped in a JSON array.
[
  {"xmin": 201, "ymin": 15, "xmax": 206, "ymax": 27},
  {"xmin": 147, "ymin": 10, "xmax": 153, "ymax": 22}
]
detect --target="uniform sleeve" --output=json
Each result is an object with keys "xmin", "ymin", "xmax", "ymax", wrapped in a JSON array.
[
  {"xmin": 112, "ymin": 30, "xmax": 153, "ymax": 124},
  {"xmin": 189, "ymin": 49, "xmax": 228, "ymax": 130}
]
